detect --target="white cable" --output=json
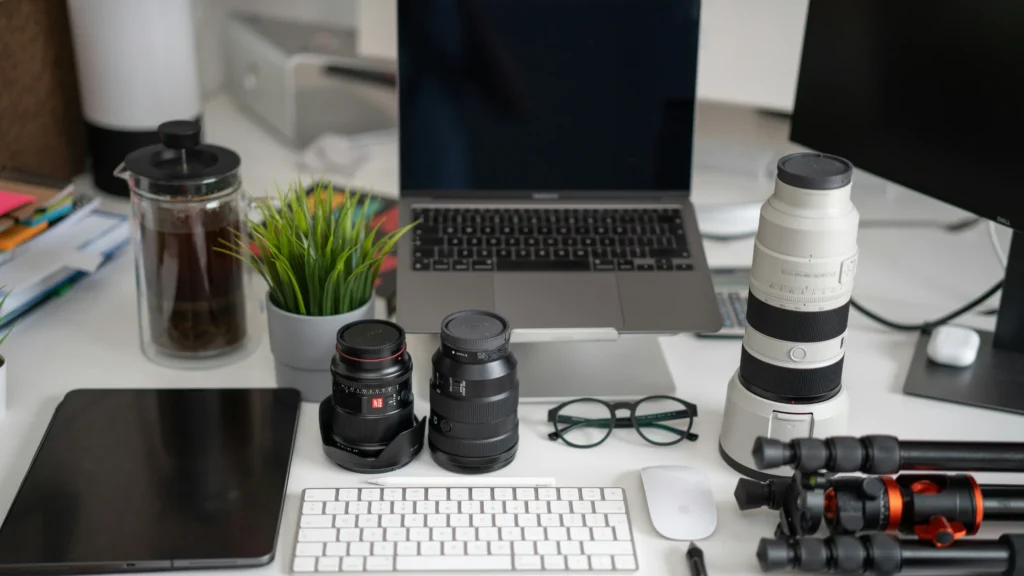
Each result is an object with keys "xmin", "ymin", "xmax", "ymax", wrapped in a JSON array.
[{"xmin": 989, "ymin": 221, "xmax": 1008, "ymax": 267}]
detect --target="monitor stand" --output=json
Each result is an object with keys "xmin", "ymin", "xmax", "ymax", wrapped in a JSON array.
[{"xmin": 903, "ymin": 230, "xmax": 1024, "ymax": 413}]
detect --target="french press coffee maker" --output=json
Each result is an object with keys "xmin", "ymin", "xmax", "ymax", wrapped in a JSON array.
[{"xmin": 117, "ymin": 120, "xmax": 259, "ymax": 367}]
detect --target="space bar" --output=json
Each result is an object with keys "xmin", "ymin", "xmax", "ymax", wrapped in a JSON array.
[
  {"xmin": 395, "ymin": 556, "xmax": 513, "ymax": 571},
  {"xmin": 495, "ymin": 259, "xmax": 591, "ymax": 272}
]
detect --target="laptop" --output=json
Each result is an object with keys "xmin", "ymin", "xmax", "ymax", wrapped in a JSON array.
[{"xmin": 396, "ymin": 0, "xmax": 721, "ymax": 336}]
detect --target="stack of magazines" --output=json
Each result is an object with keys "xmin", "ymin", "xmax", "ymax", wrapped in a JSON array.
[{"xmin": 0, "ymin": 171, "xmax": 130, "ymax": 327}]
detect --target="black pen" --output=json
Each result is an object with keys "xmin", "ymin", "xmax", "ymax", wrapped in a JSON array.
[{"xmin": 687, "ymin": 542, "xmax": 709, "ymax": 576}]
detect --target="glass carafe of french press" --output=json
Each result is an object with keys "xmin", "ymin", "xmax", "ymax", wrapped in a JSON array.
[{"xmin": 116, "ymin": 120, "xmax": 260, "ymax": 367}]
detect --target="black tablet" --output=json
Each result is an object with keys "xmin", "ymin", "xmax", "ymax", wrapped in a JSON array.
[{"xmin": 0, "ymin": 388, "xmax": 301, "ymax": 574}]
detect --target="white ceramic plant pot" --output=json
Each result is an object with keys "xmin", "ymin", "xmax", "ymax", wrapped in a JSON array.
[
  {"xmin": 266, "ymin": 293, "xmax": 375, "ymax": 403},
  {"xmin": 0, "ymin": 354, "xmax": 7, "ymax": 417}
]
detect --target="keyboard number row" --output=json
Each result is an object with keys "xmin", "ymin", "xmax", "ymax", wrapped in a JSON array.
[{"xmin": 304, "ymin": 487, "xmax": 625, "ymax": 502}]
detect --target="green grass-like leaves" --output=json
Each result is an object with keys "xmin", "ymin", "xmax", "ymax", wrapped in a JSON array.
[{"xmin": 217, "ymin": 180, "xmax": 416, "ymax": 317}]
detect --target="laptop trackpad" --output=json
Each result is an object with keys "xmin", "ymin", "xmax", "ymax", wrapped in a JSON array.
[{"xmin": 494, "ymin": 274, "xmax": 623, "ymax": 329}]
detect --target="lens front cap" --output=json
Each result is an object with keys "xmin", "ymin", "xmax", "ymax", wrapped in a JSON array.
[
  {"xmin": 441, "ymin": 310, "xmax": 510, "ymax": 352},
  {"xmin": 337, "ymin": 319, "xmax": 405, "ymax": 361},
  {"xmin": 777, "ymin": 152, "xmax": 853, "ymax": 190}
]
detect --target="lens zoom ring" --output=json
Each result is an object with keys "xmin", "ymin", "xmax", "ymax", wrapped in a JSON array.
[
  {"xmin": 430, "ymin": 389, "xmax": 519, "ymax": 424},
  {"xmin": 333, "ymin": 403, "xmax": 415, "ymax": 446},
  {"xmin": 739, "ymin": 347, "xmax": 844, "ymax": 402},
  {"xmin": 746, "ymin": 291, "xmax": 850, "ymax": 343},
  {"xmin": 430, "ymin": 428, "xmax": 519, "ymax": 458}
]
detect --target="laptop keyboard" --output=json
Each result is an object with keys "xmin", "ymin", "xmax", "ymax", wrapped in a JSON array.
[{"xmin": 410, "ymin": 207, "xmax": 691, "ymax": 272}]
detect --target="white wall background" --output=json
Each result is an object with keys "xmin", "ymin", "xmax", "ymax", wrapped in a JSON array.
[{"xmin": 194, "ymin": 0, "xmax": 808, "ymax": 112}]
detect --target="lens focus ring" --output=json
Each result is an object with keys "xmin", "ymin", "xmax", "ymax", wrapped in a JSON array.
[
  {"xmin": 430, "ymin": 388, "xmax": 519, "ymax": 424},
  {"xmin": 739, "ymin": 346, "xmax": 844, "ymax": 403},
  {"xmin": 746, "ymin": 292, "xmax": 851, "ymax": 344},
  {"xmin": 429, "ymin": 426, "xmax": 519, "ymax": 459}
]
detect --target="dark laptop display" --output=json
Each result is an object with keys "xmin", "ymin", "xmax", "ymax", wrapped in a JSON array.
[{"xmin": 398, "ymin": 0, "xmax": 701, "ymax": 195}]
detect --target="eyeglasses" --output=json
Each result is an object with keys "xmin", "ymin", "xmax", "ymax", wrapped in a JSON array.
[{"xmin": 547, "ymin": 395, "xmax": 699, "ymax": 448}]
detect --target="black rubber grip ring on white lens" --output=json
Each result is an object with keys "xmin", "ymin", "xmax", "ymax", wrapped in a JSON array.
[
  {"xmin": 739, "ymin": 347, "xmax": 844, "ymax": 403},
  {"xmin": 745, "ymin": 292, "xmax": 850, "ymax": 343}
]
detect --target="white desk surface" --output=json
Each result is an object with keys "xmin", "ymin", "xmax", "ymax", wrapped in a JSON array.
[{"xmin": 1, "ymin": 94, "xmax": 1019, "ymax": 576}]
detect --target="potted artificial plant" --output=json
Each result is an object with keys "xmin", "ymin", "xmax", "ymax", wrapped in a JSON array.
[
  {"xmin": 0, "ymin": 290, "xmax": 14, "ymax": 417},
  {"xmin": 220, "ymin": 180, "xmax": 414, "ymax": 402}
]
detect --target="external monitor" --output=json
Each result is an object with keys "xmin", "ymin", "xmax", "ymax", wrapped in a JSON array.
[{"xmin": 791, "ymin": 0, "xmax": 1024, "ymax": 413}]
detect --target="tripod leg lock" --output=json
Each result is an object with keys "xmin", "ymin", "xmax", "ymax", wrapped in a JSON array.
[
  {"xmin": 998, "ymin": 534, "xmax": 1024, "ymax": 576},
  {"xmin": 914, "ymin": 516, "xmax": 967, "ymax": 547}
]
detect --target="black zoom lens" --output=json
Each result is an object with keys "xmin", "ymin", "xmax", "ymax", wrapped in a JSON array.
[
  {"xmin": 429, "ymin": 310, "xmax": 519, "ymax": 474},
  {"xmin": 327, "ymin": 319, "xmax": 422, "ymax": 472}
]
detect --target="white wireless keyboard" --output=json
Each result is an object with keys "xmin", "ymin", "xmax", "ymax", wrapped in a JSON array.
[{"xmin": 292, "ymin": 487, "xmax": 639, "ymax": 572}]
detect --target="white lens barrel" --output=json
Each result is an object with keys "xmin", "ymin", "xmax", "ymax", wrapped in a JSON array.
[{"xmin": 720, "ymin": 152, "xmax": 859, "ymax": 478}]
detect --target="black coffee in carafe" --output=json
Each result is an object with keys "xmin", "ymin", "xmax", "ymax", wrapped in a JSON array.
[{"xmin": 119, "ymin": 120, "xmax": 257, "ymax": 366}]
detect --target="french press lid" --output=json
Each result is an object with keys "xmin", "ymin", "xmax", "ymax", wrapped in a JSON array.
[{"xmin": 120, "ymin": 120, "xmax": 241, "ymax": 198}]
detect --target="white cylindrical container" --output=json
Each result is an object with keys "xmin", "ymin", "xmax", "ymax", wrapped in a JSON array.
[{"xmin": 67, "ymin": 0, "xmax": 202, "ymax": 197}]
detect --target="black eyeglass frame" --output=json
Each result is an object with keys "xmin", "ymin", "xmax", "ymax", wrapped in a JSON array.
[{"xmin": 546, "ymin": 395, "xmax": 699, "ymax": 448}]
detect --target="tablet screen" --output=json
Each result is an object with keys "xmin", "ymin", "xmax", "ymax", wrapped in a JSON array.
[{"xmin": 0, "ymin": 388, "xmax": 300, "ymax": 572}]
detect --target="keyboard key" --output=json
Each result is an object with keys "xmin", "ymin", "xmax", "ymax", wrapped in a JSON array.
[
  {"xmin": 472, "ymin": 488, "xmax": 491, "ymax": 501},
  {"xmin": 413, "ymin": 259, "xmax": 430, "ymax": 271},
  {"xmin": 305, "ymin": 489, "xmax": 337, "ymax": 502},
  {"xmin": 433, "ymin": 527, "xmax": 454, "ymax": 541},
  {"xmin": 395, "ymin": 556, "xmax": 512, "ymax": 571},
  {"xmin": 545, "ymin": 555, "xmax": 567, "ymax": 570},
  {"xmin": 528, "ymin": 501, "xmax": 547, "ymax": 514},
  {"xmin": 615, "ymin": 524, "xmax": 632, "ymax": 541},
  {"xmin": 326, "ymin": 502, "xmax": 347, "ymax": 515},
  {"xmin": 537, "ymin": 541, "xmax": 559, "ymax": 556},
  {"xmin": 591, "ymin": 555, "xmax": 614, "ymax": 570},
  {"xmin": 567, "ymin": 555, "xmax": 590, "ymax": 570},
  {"xmin": 301, "ymin": 515, "xmax": 333, "ymax": 528},
  {"xmin": 585, "ymin": 514, "xmax": 607, "ymax": 527},
  {"xmin": 617, "ymin": 259, "xmax": 635, "ymax": 270},
  {"xmin": 349, "ymin": 502, "xmax": 369, "ymax": 515},
  {"xmin": 563, "ymin": 514, "xmax": 583, "ymax": 527},
  {"xmin": 298, "ymin": 529, "xmax": 336, "ymax": 542},
  {"xmin": 505, "ymin": 501, "xmax": 526, "ymax": 514},
  {"xmin": 410, "ymin": 528, "xmax": 431, "ymax": 541},
  {"xmin": 560, "ymin": 541, "xmax": 582, "ymax": 556},
  {"xmin": 406, "ymin": 489, "xmax": 425, "ymax": 501},
  {"xmin": 570, "ymin": 527, "xmax": 591, "ymax": 541},
  {"xmin": 484, "ymin": 501, "xmax": 503, "ymax": 514},
  {"xmin": 296, "ymin": 543, "xmax": 323, "ymax": 556},
  {"xmin": 479, "ymin": 527, "xmax": 499, "ymax": 541},
  {"xmin": 468, "ymin": 541, "xmax": 490, "ymax": 556},
  {"xmin": 341, "ymin": 556, "xmax": 364, "ymax": 572},
  {"xmin": 326, "ymin": 542, "xmax": 347, "ymax": 556},
  {"xmin": 358, "ymin": 515, "xmax": 379, "ymax": 528},
  {"xmin": 549, "ymin": 501, "xmax": 571, "ymax": 514},
  {"xmin": 472, "ymin": 259, "xmax": 493, "ymax": 271},
  {"xmin": 443, "ymin": 541, "xmax": 465, "ymax": 556},
  {"xmin": 460, "ymin": 501, "xmax": 481, "ymax": 514},
  {"xmin": 364, "ymin": 528, "xmax": 384, "ymax": 542},
  {"xmin": 303, "ymin": 502, "xmax": 324, "ymax": 515},
  {"xmin": 455, "ymin": 527, "xmax": 476, "ymax": 541},
  {"xmin": 676, "ymin": 262, "xmax": 694, "ymax": 271},
  {"xmin": 593, "ymin": 527, "xmax": 614, "ymax": 540},
  {"xmin": 452, "ymin": 259, "xmax": 470, "ymax": 271},
  {"xmin": 405, "ymin": 514, "xmax": 425, "ymax": 527},
  {"xmin": 362, "ymin": 489, "xmax": 381, "ymax": 501},
  {"xmin": 595, "ymin": 501, "xmax": 626, "ymax": 514},
  {"xmin": 421, "ymin": 541, "xmax": 442, "ymax": 556},
  {"xmin": 439, "ymin": 501, "xmax": 459, "ymax": 514},
  {"xmin": 584, "ymin": 541, "xmax": 633, "ymax": 556},
  {"xmin": 366, "ymin": 556, "xmax": 394, "ymax": 571},
  {"xmin": 538, "ymin": 488, "xmax": 558, "ymax": 501},
  {"xmin": 393, "ymin": 501, "xmax": 413, "ymax": 515},
  {"xmin": 540, "ymin": 514, "xmax": 561, "ymax": 527},
  {"xmin": 501, "ymin": 527, "xmax": 523, "ymax": 541},
  {"xmin": 373, "ymin": 542, "xmax": 395, "ymax": 556},
  {"xmin": 371, "ymin": 502, "xmax": 391, "ymax": 515},
  {"xmin": 547, "ymin": 527, "xmax": 569, "ymax": 541},
  {"xmin": 397, "ymin": 542, "xmax": 418, "ymax": 556},
  {"xmin": 560, "ymin": 489, "xmax": 580, "ymax": 501},
  {"xmin": 350, "ymin": 542, "xmax": 372, "ymax": 556},
  {"xmin": 572, "ymin": 501, "xmax": 593, "ymax": 514},
  {"xmin": 386, "ymin": 528, "xmax": 407, "ymax": 541},
  {"xmin": 416, "ymin": 501, "xmax": 435, "ymax": 514},
  {"xmin": 581, "ymin": 488, "xmax": 603, "ymax": 501},
  {"xmin": 515, "ymin": 555, "xmax": 543, "ymax": 570},
  {"xmin": 517, "ymin": 514, "xmax": 538, "ymax": 527},
  {"xmin": 293, "ymin": 557, "xmax": 316, "ymax": 572},
  {"xmin": 524, "ymin": 527, "xmax": 546, "ymax": 541},
  {"xmin": 472, "ymin": 514, "xmax": 493, "ymax": 527},
  {"xmin": 339, "ymin": 529, "xmax": 361, "ymax": 542}
]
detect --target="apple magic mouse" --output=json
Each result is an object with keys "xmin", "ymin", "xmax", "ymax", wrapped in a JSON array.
[{"xmin": 641, "ymin": 465, "xmax": 717, "ymax": 540}]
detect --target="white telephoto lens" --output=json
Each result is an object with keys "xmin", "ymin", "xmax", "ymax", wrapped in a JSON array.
[{"xmin": 720, "ymin": 152, "xmax": 859, "ymax": 478}]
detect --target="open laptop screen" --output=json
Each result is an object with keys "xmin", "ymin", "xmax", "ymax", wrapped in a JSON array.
[{"xmin": 398, "ymin": 0, "xmax": 700, "ymax": 196}]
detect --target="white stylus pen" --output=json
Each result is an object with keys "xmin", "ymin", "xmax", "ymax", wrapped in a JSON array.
[{"xmin": 368, "ymin": 477, "xmax": 557, "ymax": 487}]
